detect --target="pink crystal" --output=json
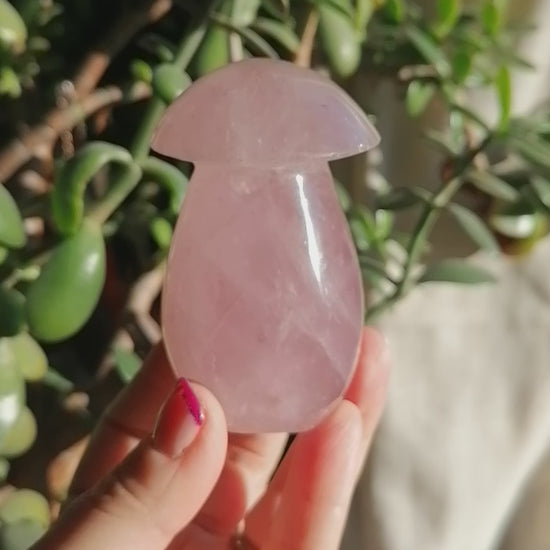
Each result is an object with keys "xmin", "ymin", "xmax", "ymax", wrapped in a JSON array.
[{"xmin": 152, "ymin": 59, "xmax": 380, "ymax": 433}]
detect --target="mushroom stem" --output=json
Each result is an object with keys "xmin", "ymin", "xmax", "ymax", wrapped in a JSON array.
[{"xmin": 162, "ymin": 161, "xmax": 364, "ymax": 432}]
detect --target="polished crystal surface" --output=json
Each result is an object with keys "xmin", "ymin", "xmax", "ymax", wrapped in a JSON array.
[
  {"xmin": 152, "ymin": 59, "xmax": 380, "ymax": 433},
  {"xmin": 151, "ymin": 58, "xmax": 379, "ymax": 166}
]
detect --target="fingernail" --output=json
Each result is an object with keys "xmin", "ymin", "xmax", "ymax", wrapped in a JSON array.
[{"xmin": 153, "ymin": 378, "xmax": 204, "ymax": 457}]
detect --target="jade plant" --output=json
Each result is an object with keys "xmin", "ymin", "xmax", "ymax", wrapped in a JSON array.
[{"xmin": 0, "ymin": 0, "xmax": 549, "ymax": 547}]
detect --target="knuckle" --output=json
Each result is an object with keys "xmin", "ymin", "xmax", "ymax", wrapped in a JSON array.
[{"xmin": 88, "ymin": 468, "xmax": 172, "ymax": 542}]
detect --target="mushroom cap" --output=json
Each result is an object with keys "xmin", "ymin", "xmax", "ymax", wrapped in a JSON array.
[{"xmin": 151, "ymin": 58, "xmax": 380, "ymax": 166}]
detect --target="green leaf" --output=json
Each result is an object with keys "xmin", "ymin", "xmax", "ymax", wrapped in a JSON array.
[
  {"xmin": 0, "ymin": 66, "xmax": 22, "ymax": 98},
  {"xmin": 251, "ymin": 17, "xmax": 299, "ymax": 53},
  {"xmin": 375, "ymin": 208, "xmax": 394, "ymax": 240},
  {"xmin": 150, "ymin": 217, "xmax": 173, "ymax": 250},
  {"xmin": 382, "ymin": 0, "xmax": 405, "ymax": 23},
  {"xmin": 448, "ymin": 103, "xmax": 490, "ymax": 131},
  {"xmin": 350, "ymin": 219, "xmax": 373, "ymax": 251},
  {"xmin": 449, "ymin": 109, "xmax": 466, "ymax": 150},
  {"xmin": 27, "ymin": 36, "xmax": 50, "ymax": 53},
  {"xmin": 433, "ymin": 0, "xmax": 461, "ymax": 38},
  {"xmin": 466, "ymin": 170, "xmax": 519, "ymax": 201},
  {"xmin": 531, "ymin": 176, "xmax": 550, "ymax": 211},
  {"xmin": 376, "ymin": 188, "xmax": 423, "ymax": 210},
  {"xmin": 260, "ymin": 0, "xmax": 290, "ymax": 21},
  {"xmin": 318, "ymin": 2, "xmax": 362, "ymax": 78},
  {"xmin": 452, "ymin": 49, "xmax": 472, "ymax": 84},
  {"xmin": 354, "ymin": 0, "xmax": 374, "ymax": 33},
  {"xmin": 240, "ymin": 25, "xmax": 280, "ymax": 57},
  {"xmin": 349, "ymin": 206, "xmax": 377, "ymax": 251},
  {"xmin": 152, "ymin": 64, "xmax": 191, "ymax": 104},
  {"xmin": 232, "ymin": 0, "xmax": 262, "ymax": 26},
  {"xmin": 424, "ymin": 129, "xmax": 460, "ymax": 156},
  {"xmin": 0, "ymin": 0, "xmax": 27, "ymax": 53},
  {"xmin": 26, "ymin": 222, "xmax": 106, "ymax": 343},
  {"xmin": 522, "ymin": 184, "xmax": 550, "ymax": 216},
  {"xmin": 0, "ymin": 288, "xmax": 25, "ymax": 338},
  {"xmin": 495, "ymin": 66, "xmax": 511, "ymax": 132},
  {"xmin": 334, "ymin": 180, "xmax": 351, "ymax": 212},
  {"xmin": 0, "ymin": 186, "xmax": 26, "ymax": 249},
  {"xmin": 405, "ymin": 25, "xmax": 451, "ymax": 77},
  {"xmin": 140, "ymin": 157, "xmax": 188, "ymax": 215},
  {"xmin": 314, "ymin": 0, "xmax": 355, "ymax": 19},
  {"xmin": 448, "ymin": 203, "xmax": 499, "ymax": 253},
  {"xmin": 358, "ymin": 255, "xmax": 390, "ymax": 279},
  {"xmin": 0, "ymin": 340, "xmax": 25, "ymax": 447},
  {"xmin": 406, "ymin": 80, "xmax": 436, "ymax": 117},
  {"xmin": 0, "ymin": 458, "xmax": 9, "ymax": 482},
  {"xmin": 9, "ymin": 332, "xmax": 48, "ymax": 381},
  {"xmin": 508, "ymin": 133, "xmax": 550, "ymax": 172},
  {"xmin": 0, "ymin": 247, "xmax": 7, "ymax": 265},
  {"xmin": 489, "ymin": 200, "xmax": 538, "ymax": 238},
  {"xmin": 137, "ymin": 33, "xmax": 176, "ymax": 62},
  {"xmin": 42, "ymin": 367, "xmax": 74, "ymax": 394},
  {"xmin": 114, "ymin": 348, "xmax": 142, "ymax": 384},
  {"xmin": 0, "ymin": 407, "xmax": 37, "ymax": 458},
  {"xmin": 420, "ymin": 260, "xmax": 497, "ymax": 284},
  {"xmin": 481, "ymin": 0, "xmax": 500, "ymax": 36},
  {"xmin": 51, "ymin": 142, "xmax": 138, "ymax": 236},
  {"xmin": 192, "ymin": 24, "xmax": 229, "ymax": 76},
  {"xmin": 130, "ymin": 59, "xmax": 153, "ymax": 84},
  {"xmin": 0, "ymin": 519, "xmax": 46, "ymax": 550},
  {"xmin": 211, "ymin": 14, "xmax": 280, "ymax": 58},
  {"xmin": 500, "ymin": 51, "xmax": 535, "ymax": 71},
  {"xmin": 0, "ymin": 489, "xmax": 50, "ymax": 528}
]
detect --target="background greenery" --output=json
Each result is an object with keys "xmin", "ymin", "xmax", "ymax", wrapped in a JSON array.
[{"xmin": 0, "ymin": 0, "xmax": 549, "ymax": 547}]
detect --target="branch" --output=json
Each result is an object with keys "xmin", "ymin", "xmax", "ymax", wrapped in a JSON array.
[
  {"xmin": 365, "ymin": 135, "xmax": 493, "ymax": 322},
  {"xmin": 0, "ymin": 83, "xmax": 151, "ymax": 184},
  {"xmin": 0, "ymin": 0, "xmax": 172, "ymax": 184},
  {"xmin": 96, "ymin": 262, "xmax": 166, "ymax": 378},
  {"xmin": 72, "ymin": 0, "xmax": 173, "ymax": 98}
]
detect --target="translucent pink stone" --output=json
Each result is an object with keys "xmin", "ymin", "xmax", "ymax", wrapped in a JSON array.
[{"xmin": 152, "ymin": 59, "xmax": 380, "ymax": 433}]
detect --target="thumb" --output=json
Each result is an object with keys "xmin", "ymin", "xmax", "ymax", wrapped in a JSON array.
[{"xmin": 35, "ymin": 380, "xmax": 228, "ymax": 550}]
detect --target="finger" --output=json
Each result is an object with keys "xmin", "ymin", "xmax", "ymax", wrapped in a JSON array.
[
  {"xmin": 264, "ymin": 400, "xmax": 363, "ymax": 550},
  {"xmin": 72, "ymin": 343, "xmax": 288, "ymax": 541},
  {"xmin": 36, "ymin": 381, "xmax": 228, "ymax": 550},
  {"xmin": 70, "ymin": 344, "xmax": 175, "ymax": 495},
  {"xmin": 246, "ymin": 326, "xmax": 391, "ymax": 547},
  {"xmin": 189, "ymin": 432, "xmax": 287, "ymax": 538},
  {"xmin": 344, "ymin": 326, "xmax": 391, "ymax": 476}
]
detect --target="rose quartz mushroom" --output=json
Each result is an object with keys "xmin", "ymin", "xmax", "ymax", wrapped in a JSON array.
[{"xmin": 152, "ymin": 58, "xmax": 380, "ymax": 433}]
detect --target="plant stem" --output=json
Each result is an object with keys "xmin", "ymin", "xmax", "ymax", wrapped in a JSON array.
[
  {"xmin": 365, "ymin": 135, "xmax": 492, "ymax": 323},
  {"xmin": 43, "ymin": 367, "xmax": 75, "ymax": 394},
  {"xmin": 88, "ymin": 19, "xmax": 209, "ymax": 225},
  {"xmin": 294, "ymin": 7, "xmax": 320, "ymax": 68},
  {"xmin": 131, "ymin": 19, "xmax": 209, "ymax": 160}
]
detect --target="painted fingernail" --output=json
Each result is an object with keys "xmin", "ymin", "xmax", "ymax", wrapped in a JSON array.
[{"xmin": 153, "ymin": 378, "xmax": 204, "ymax": 457}]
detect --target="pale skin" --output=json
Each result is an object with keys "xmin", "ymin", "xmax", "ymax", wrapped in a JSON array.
[{"xmin": 32, "ymin": 327, "xmax": 391, "ymax": 550}]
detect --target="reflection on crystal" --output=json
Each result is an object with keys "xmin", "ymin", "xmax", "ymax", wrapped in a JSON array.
[{"xmin": 296, "ymin": 174, "xmax": 323, "ymax": 285}]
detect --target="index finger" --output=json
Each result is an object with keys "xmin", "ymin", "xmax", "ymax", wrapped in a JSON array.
[
  {"xmin": 70, "ymin": 344, "xmax": 175, "ymax": 495},
  {"xmin": 70, "ymin": 342, "xmax": 288, "ymax": 528}
]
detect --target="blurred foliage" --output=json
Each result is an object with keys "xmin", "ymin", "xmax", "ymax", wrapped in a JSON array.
[{"xmin": 0, "ymin": 0, "xmax": 550, "ymax": 545}]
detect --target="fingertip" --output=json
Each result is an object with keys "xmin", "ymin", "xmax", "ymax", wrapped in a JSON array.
[
  {"xmin": 361, "ymin": 325, "xmax": 391, "ymax": 367},
  {"xmin": 345, "ymin": 326, "xmax": 391, "ymax": 406},
  {"xmin": 187, "ymin": 382, "xmax": 228, "ymax": 458}
]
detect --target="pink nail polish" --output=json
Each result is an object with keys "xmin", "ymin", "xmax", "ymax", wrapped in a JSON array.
[
  {"xmin": 176, "ymin": 378, "xmax": 204, "ymax": 425},
  {"xmin": 153, "ymin": 378, "xmax": 203, "ymax": 457}
]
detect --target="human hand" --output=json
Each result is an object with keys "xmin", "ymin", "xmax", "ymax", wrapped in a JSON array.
[{"xmin": 32, "ymin": 327, "xmax": 390, "ymax": 550}]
